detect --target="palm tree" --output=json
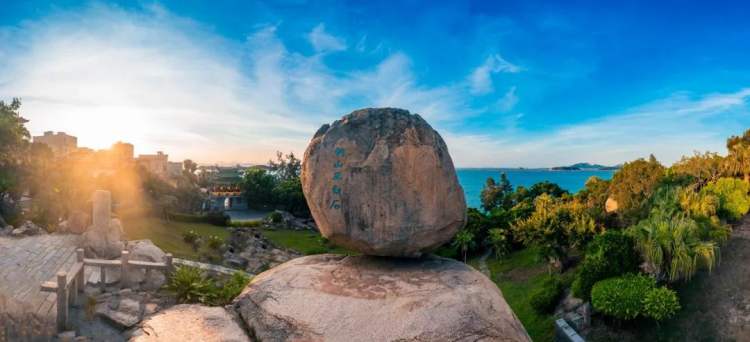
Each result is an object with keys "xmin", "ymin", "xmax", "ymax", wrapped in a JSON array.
[
  {"xmin": 628, "ymin": 188, "xmax": 718, "ymax": 282},
  {"xmin": 452, "ymin": 230, "xmax": 475, "ymax": 263}
]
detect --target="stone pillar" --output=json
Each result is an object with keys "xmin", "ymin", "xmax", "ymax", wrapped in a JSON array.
[{"xmin": 92, "ymin": 190, "xmax": 111, "ymax": 229}]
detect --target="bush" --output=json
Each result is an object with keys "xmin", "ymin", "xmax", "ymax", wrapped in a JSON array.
[
  {"xmin": 164, "ymin": 266, "xmax": 252, "ymax": 306},
  {"xmin": 643, "ymin": 287, "xmax": 681, "ymax": 321},
  {"xmin": 182, "ymin": 230, "xmax": 199, "ymax": 244},
  {"xmin": 268, "ymin": 211, "xmax": 283, "ymax": 224},
  {"xmin": 164, "ymin": 266, "xmax": 213, "ymax": 304},
  {"xmin": 169, "ymin": 211, "xmax": 230, "ymax": 226},
  {"xmin": 529, "ymin": 276, "xmax": 564, "ymax": 314},
  {"xmin": 207, "ymin": 235, "xmax": 223, "ymax": 250},
  {"xmin": 591, "ymin": 274, "xmax": 656, "ymax": 320},
  {"xmin": 572, "ymin": 231, "xmax": 640, "ymax": 300},
  {"xmin": 701, "ymin": 177, "xmax": 750, "ymax": 221}
]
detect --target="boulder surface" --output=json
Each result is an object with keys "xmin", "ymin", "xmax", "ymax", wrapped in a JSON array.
[
  {"xmin": 301, "ymin": 108, "xmax": 466, "ymax": 256},
  {"xmin": 234, "ymin": 254, "xmax": 530, "ymax": 342},
  {"xmin": 129, "ymin": 304, "xmax": 250, "ymax": 342}
]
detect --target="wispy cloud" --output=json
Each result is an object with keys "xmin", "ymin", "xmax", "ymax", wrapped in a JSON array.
[
  {"xmin": 446, "ymin": 89, "xmax": 750, "ymax": 167},
  {"xmin": 497, "ymin": 86, "xmax": 518, "ymax": 112},
  {"xmin": 469, "ymin": 54, "xmax": 521, "ymax": 95},
  {"xmin": 307, "ymin": 23, "xmax": 346, "ymax": 53}
]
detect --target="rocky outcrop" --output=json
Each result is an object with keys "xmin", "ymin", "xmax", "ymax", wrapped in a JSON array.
[
  {"xmin": 234, "ymin": 254, "xmax": 531, "ymax": 342},
  {"xmin": 7, "ymin": 221, "xmax": 46, "ymax": 237},
  {"xmin": 58, "ymin": 211, "xmax": 90, "ymax": 234},
  {"xmin": 223, "ymin": 227, "xmax": 301, "ymax": 274},
  {"xmin": 263, "ymin": 210, "xmax": 317, "ymax": 231},
  {"xmin": 301, "ymin": 108, "xmax": 467, "ymax": 257},
  {"xmin": 128, "ymin": 304, "xmax": 250, "ymax": 342},
  {"xmin": 125, "ymin": 240, "xmax": 168, "ymax": 290},
  {"xmin": 82, "ymin": 190, "xmax": 125, "ymax": 258}
]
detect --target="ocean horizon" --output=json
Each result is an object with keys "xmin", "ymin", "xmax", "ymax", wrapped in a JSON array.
[{"xmin": 456, "ymin": 168, "xmax": 616, "ymax": 209}]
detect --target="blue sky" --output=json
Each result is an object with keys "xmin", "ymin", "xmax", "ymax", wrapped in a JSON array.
[{"xmin": 1, "ymin": 1, "xmax": 749, "ymax": 167}]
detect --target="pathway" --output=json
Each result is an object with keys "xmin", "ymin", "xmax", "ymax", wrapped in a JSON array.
[
  {"xmin": 478, "ymin": 249, "xmax": 492, "ymax": 278},
  {"xmin": 0, "ymin": 234, "xmax": 82, "ymax": 340}
]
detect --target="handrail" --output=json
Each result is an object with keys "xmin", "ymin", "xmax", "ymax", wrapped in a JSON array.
[{"xmin": 39, "ymin": 248, "xmax": 173, "ymax": 333}]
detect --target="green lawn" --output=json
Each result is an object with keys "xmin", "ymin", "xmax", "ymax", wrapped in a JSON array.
[
  {"xmin": 472, "ymin": 248, "xmax": 561, "ymax": 342},
  {"xmin": 121, "ymin": 216, "xmax": 230, "ymax": 260},
  {"xmin": 260, "ymin": 228, "xmax": 353, "ymax": 255}
]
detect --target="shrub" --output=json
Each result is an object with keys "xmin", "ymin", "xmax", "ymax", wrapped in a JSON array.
[
  {"xmin": 572, "ymin": 231, "xmax": 639, "ymax": 300},
  {"xmin": 488, "ymin": 228, "xmax": 511, "ymax": 258},
  {"xmin": 206, "ymin": 211, "xmax": 230, "ymax": 226},
  {"xmin": 164, "ymin": 266, "xmax": 213, "ymax": 304},
  {"xmin": 207, "ymin": 235, "xmax": 223, "ymax": 250},
  {"xmin": 529, "ymin": 276, "xmax": 564, "ymax": 314},
  {"xmin": 268, "ymin": 211, "xmax": 283, "ymax": 224},
  {"xmin": 591, "ymin": 274, "xmax": 656, "ymax": 320},
  {"xmin": 169, "ymin": 211, "xmax": 230, "ymax": 226},
  {"xmin": 643, "ymin": 287, "xmax": 681, "ymax": 321},
  {"xmin": 165, "ymin": 266, "xmax": 252, "ymax": 306},
  {"xmin": 205, "ymin": 272, "xmax": 252, "ymax": 306},
  {"xmin": 182, "ymin": 230, "xmax": 199, "ymax": 244},
  {"xmin": 701, "ymin": 177, "xmax": 750, "ymax": 221}
]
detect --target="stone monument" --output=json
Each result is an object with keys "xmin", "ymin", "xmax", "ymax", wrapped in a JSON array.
[
  {"xmin": 234, "ymin": 108, "xmax": 531, "ymax": 341},
  {"xmin": 83, "ymin": 190, "xmax": 125, "ymax": 258}
]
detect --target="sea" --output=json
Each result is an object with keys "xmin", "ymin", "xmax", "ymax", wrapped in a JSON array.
[{"xmin": 456, "ymin": 168, "xmax": 616, "ymax": 209}]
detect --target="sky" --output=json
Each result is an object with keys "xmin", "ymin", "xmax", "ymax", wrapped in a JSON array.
[{"xmin": 1, "ymin": 1, "xmax": 749, "ymax": 167}]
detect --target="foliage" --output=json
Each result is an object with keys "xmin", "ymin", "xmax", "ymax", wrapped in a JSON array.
[
  {"xmin": 268, "ymin": 151, "xmax": 302, "ymax": 182},
  {"xmin": 182, "ymin": 230, "xmax": 199, "ymax": 244},
  {"xmin": 452, "ymin": 229, "xmax": 475, "ymax": 262},
  {"xmin": 724, "ymin": 143, "xmax": 750, "ymax": 182},
  {"xmin": 268, "ymin": 211, "xmax": 283, "ymax": 223},
  {"xmin": 529, "ymin": 275, "xmax": 564, "ymax": 314},
  {"xmin": 169, "ymin": 211, "xmax": 229, "ymax": 226},
  {"xmin": 628, "ymin": 186, "xmax": 719, "ymax": 282},
  {"xmin": 576, "ymin": 176, "xmax": 612, "ymax": 226},
  {"xmin": 700, "ymin": 177, "xmax": 750, "ymax": 221},
  {"xmin": 608, "ymin": 155, "xmax": 665, "ymax": 225},
  {"xmin": 480, "ymin": 172, "xmax": 513, "ymax": 211},
  {"xmin": 488, "ymin": 228, "xmax": 512, "ymax": 258},
  {"xmin": 207, "ymin": 235, "xmax": 223, "ymax": 250},
  {"xmin": 527, "ymin": 181, "xmax": 569, "ymax": 199},
  {"xmin": 164, "ymin": 266, "xmax": 214, "ymax": 304},
  {"xmin": 591, "ymin": 274, "xmax": 656, "ymax": 320},
  {"xmin": 671, "ymin": 151, "xmax": 725, "ymax": 186},
  {"xmin": 512, "ymin": 194, "xmax": 600, "ymax": 267},
  {"xmin": 241, "ymin": 168, "xmax": 277, "ymax": 209},
  {"xmin": 165, "ymin": 266, "xmax": 251, "ymax": 306},
  {"xmin": 204, "ymin": 272, "xmax": 252, "ymax": 306},
  {"xmin": 273, "ymin": 178, "xmax": 308, "ymax": 216},
  {"xmin": 0, "ymin": 98, "xmax": 30, "ymax": 202},
  {"xmin": 643, "ymin": 287, "xmax": 681, "ymax": 321},
  {"xmin": 571, "ymin": 231, "xmax": 640, "ymax": 300}
]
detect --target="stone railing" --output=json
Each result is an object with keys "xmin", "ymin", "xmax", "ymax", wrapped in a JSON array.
[{"xmin": 40, "ymin": 248, "xmax": 173, "ymax": 332}]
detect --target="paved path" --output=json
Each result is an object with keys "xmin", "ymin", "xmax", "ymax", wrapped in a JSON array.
[{"xmin": 0, "ymin": 234, "xmax": 82, "ymax": 340}]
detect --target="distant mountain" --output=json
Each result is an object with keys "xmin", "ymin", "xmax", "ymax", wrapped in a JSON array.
[{"xmin": 550, "ymin": 162, "xmax": 621, "ymax": 171}]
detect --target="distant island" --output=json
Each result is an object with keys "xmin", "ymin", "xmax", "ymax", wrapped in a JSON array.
[{"xmin": 550, "ymin": 162, "xmax": 621, "ymax": 171}]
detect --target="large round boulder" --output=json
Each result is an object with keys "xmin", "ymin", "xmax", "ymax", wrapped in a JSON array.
[
  {"xmin": 301, "ymin": 108, "xmax": 466, "ymax": 256},
  {"xmin": 233, "ymin": 254, "xmax": 530, "ymax": 341},
  {"xmin": 128, "ymin": 304, "xmax": 250, "ymax": 342}
]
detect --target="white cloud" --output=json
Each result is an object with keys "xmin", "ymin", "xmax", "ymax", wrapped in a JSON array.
[
  {"xmin": 469, "ymin": 54, "xmax": 521, "ymax": 95},
  {"xmin": 307, "ymin": 23, "xmax": 346, "ymax": 53},
  {"xmin": 497, "ymin": 86, "xmax": 518, "ymax": 112},
  {"xmin": 446, "ymin": 89, "xmax": 750, "ymax": 167}
]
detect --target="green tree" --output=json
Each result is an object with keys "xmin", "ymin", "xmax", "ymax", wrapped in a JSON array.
[
  {"xmin": 724, "ymin": 144, "xmax": 750, "ymax": 182},
  {"xmin": 627, "ymin": 187, "xmax": 718, "ymax": 282},
  {"xmin": 576, "ymin": 176, "xmax": 612, "ymax": 226},
  {"xmin": 480, "ymin": 172, "xmax": 512, "ymax": 211},
  {"xmin": 0, "ymin": 98, "xmax": 30, "ymax": 208},
  {"xmin": 269, "ymin": 151, "xmax": 301, "ymax": 182},
  {"xmin": 671, "ymin": 151, "xmax": 725, "ymax": 186},
  {"xmin": 700, "ymin": 177, "xmax": 750, "ymax": 221},
  {"xmin": 487, "ymin": 228, "xmax": 511, "ymax": 258},
  {"xmin": 240, "ymin": 168, "xmax": 277, "ymax": 209},
  {"xmin": 273, "ymin": 178, "xmax": 309, "ymax": 216},
  {"xmin": 608, "ymin": 155, "xmax": 665, "ymax": 225},
  {"xmin": 452, "ymin": 230, "xmax": 475, "ymax": 263}
]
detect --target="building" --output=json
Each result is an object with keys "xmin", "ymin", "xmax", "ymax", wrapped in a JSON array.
[
  {"xmin": 136, "ymin": 151, "xmax": 168, "ymax": 176},
  {"xmin": 168, "ymin": 162, "xmax": 183, "ymax": 178},
  {"xmin": 110, "ymin": 142, "xmax": 134, "ymax": 163},
  {"xmin": 33, "ymin": 131, "xmax": 77, "ymax": 156}
]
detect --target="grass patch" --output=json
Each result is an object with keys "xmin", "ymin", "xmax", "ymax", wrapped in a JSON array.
[
  {"xmin": 475, "ymin": 248, "xmax": 559, "ymax": 342},
  {"xmin": 260, "ymin": 229, "xmax": 353, "ymax": 255},
  {"xmin": 121, "ymin": 216, "xmax": 230, "ymax": 260}
]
